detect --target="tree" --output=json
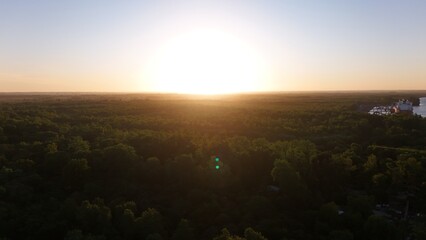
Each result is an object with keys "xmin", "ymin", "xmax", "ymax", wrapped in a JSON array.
[
  {"xmin": 76, "ymin": 198, "xmax": 111, "ymax": 234},
  {"xmin": 67, "ymin": 136, "xmax": 90, "ymax": 156},
  {"xmin": 271, "ymin": 159, "xmax": 310, "ymax": 208},
  {"xmin": 364, "ymin": 154, "xmax": 378, "ymax": 173},
  {"xmin": 363, "ymin": 216, "xmax": 396, "ymax": 240},
  {"xmin": 135, "ymin": 208, "xmax": 165, "ymax": 239},
  {"xmin": 315, "ymin": 202, "xmax": 340, "ymax": 235},
  {"xmin": 213, "ymin": 228, "xmax": 231, "ymax": 240},
  {"xmin": 112, "ymin": 201, "xmax": 137, "ymax": 238},
  {"xmin": 245, "ymin": 196, "xmax": 274, "ymax": 220},
  {"xmin": 273, "ymin": 140, "xmax": 317, "ymax": 180},
  {"xmin": 347, "ymin": 195, "xmax": 373, "ymax": 219},
  {"xmin": 271, "ymin": 159, "xmax": 301, "ymax": 191},
  {"xmin": 64, "ymin": 229, "xmax": 85, "ymax": 240},
  {"xmin": 329, "ymin": 230, "xmax": 354, "ymax": 240},
  {"xmin": 412, "ymin": 222, "xmax": 426, "ymax": 240},
  {"xmin": 62, "ymin": 158, "xmax": 89, "ymax": 189},
  {"xmin": 45, "ymin": 142, "xmax": 58, "ymax": 154},
  {"xmin": 371, "ymin": 173, "xmax": 391, "ymax": 202},
  {"xmin": 213, "ymin": 228, "xmax": 245, "ymax": 240},
  {"xmin": 172, "ymin": 219, "xmax": 195, "ymax": 240},
  {"xmin": 144, "ymin": 157, "xmax": 163, "ymax": 184},
  {"xmin": 94, "ymin": 144, "xmax": 138, "ymax": 179},
  {"xmin": 388, "ymin": 156, "xmax": 423, "ymax": 191},
  {"xmin": 146, "ymin": 233, "xmax": 163, "ymax": 240},
  {"xmin": 313, "ymin": 151, "xmax": 354, "ymax": 200},
  {"xmin": 244, "ymin": 228, "xmax": 268, "ymax": 240}
]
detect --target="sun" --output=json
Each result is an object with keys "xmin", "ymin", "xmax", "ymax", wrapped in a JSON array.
[{"xmin": 144, "ymin": 28, "xmax": 267, "ymax": 94}]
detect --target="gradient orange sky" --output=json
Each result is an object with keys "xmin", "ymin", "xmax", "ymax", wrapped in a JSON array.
[{"xmin": 1, "ymin": 1, "xmax": 426, "ymax": 92}]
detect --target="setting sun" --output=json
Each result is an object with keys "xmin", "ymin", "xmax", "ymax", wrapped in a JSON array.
[{"xmin": 144, "ymin": 29, "xmax": 268, "ymax": 94}]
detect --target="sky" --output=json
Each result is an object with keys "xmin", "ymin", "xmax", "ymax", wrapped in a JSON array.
[{"xmin": 1, "ymin": 0, "xmax": 426, "ymax": 93}]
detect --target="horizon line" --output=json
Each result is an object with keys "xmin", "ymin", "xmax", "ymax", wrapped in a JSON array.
[{"xmin": 1, "ymin": 89, "xmax": 426, "ymax": 95}]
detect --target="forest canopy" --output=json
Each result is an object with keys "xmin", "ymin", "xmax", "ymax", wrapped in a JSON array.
[{"xmin": 0, "ymin": 92, "xmax": 425, "ymax": 240}]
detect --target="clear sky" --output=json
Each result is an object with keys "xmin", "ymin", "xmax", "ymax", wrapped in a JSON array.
[{"xmin": 1, "ymin": 0, "xmax": 426, "ymax": 93}]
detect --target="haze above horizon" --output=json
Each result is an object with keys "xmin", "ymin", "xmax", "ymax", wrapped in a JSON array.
[{"xmin": 1, "ymin": 1, "xmax": 426, "ymax": 93}]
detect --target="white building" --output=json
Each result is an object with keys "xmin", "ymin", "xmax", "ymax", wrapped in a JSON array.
[{"xmin": 393, "ymin": 99, "xmax": 413, "ymax": 114}]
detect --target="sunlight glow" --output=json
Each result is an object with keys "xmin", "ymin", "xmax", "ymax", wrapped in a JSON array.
[{"xmin": 145, "ymin": 29, "xmax": 268, "ymax": 94}]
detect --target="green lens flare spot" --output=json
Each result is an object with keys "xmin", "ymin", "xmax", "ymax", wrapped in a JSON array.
[
  {"xmin": 215, "ymin": 157, "xmax": 220, "ymax": 162},
  {"xmin": 215, "ymin": 165, "xmax": 220, "ymax": 170}
]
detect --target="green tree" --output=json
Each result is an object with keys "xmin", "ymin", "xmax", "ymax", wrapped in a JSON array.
[
  {"xmin": 68, "ymin": 136, "xmax": 90, "ymax": 156},
  {"xmin": 389, "ymin": 156, "xmax": 423, "ymax": 191},
  {"xmin": 412, "ymin": 222, "xmax": 426, "ymax": 240},
  {"xmin": 95, "ymin": 144, "xmax": 138, "ymax": 179},
  {"xmin": 62, "ymin": 158, "xmax": 89, "ymax": 188},
  {"xmin": 244, "ymin": 228, "xmax": 268, "ymax": 240},
  {"xmin": 77, "ymin": 198, "xmax": 111, "ymax": 234},
  {"xmin": 271, "ymin": 159, "xmax": 310, "ymax": 208},
  {"xmin": 364, "ymin": 154, "xmax": 378, "ymax": 173},
  {"xmin": 315, "ymin": 202, "xmax": 340, "ymax": 235},
  {"xmin": 64, "ymin": 229, "xmax": 85, "ymax": 240},
  {"xmin": 329, "ymin": 230, "xmax": 354, "ymax": 240},
  {"xmin": 45, "ymin": 142, "xmax": 58, "ymax": 154},
  {"xmin": 172, "ymin": 219, "xmax": 195, "ymax": 240},
  {"xmin": 363, "ymin": 216, "xmax": 396, "ymax": 240},
  {"xmin": 213, "ymin": 228, "xmax": 244, "ymax": 240},
  {"xmin": 347, "ymin": 195, "xmax": 373, "ymax": 219},
  {"xmin": 371, "ymin": 173, "xmax": 391, "ymax": 202},
  {"xmin": 271, "ymin": 159, "xmax": 301, "ymax": 191},
  {"xmin": 119, "ymin": 209, "xmax": 135, "ymax": 238},
  {"xmin": 146, "ymin": 233, "xmax": 163, "ymax": 240},
  {"xmin": 135, "ymin": 208, "xmax": 165, "ymax": 239},
  {"xmin": 273, "ymin": 140, "xmax": 317, "ymax": 180}
]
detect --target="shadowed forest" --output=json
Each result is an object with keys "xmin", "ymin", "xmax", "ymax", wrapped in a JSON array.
[{"xmin": 0, "ymin": 92, "xmax": 426, "ymax": 240}]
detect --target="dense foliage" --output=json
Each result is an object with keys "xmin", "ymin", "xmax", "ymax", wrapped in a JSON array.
[{"xmin": 0, "ymin": 92, "xmax": 425, "ymax": 240}]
